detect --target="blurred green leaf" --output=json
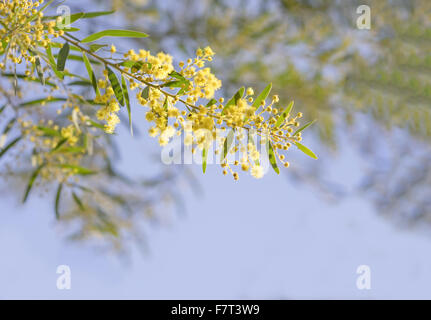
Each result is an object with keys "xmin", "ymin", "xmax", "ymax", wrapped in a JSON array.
[
  {"xmin": 81, "ymin": 30, "xmax": 148, "ymax": 43},
  {"xmin": 23, "ymin": 163, "xmax": 45, "ymax": 203}
]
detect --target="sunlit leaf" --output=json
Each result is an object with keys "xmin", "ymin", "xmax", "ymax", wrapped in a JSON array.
[
  {"xmin": 202, "ymin": 148, "xmax": 208, "ymax": 174},
  {"xmin": 275, "ymin": 101, "xmax": 294, "ymax": 128},
  {"xmin": 295, "ymin": 142, "xmax": 318, "ymax": 159},
  {"xmin": 222, "ymin": 87, "xmax": 244, "ymax": 114},
  {"xmin": 82, "ymin": 30, "xmax": 148, "ymax": 43},
  {"xmin": 267, "ymin": 141, "xmax": 280, "ymax": 174},
  {"xmin": 252, "ymin": 83, "xmax": 272, "ymax": 109},
  {"xmin": 221, "ymin": 129, "xmax": 235, "ymax": 162},
  {"xmin": 293, "ymin": 119, "xmax": 316, "ymax": 136}
]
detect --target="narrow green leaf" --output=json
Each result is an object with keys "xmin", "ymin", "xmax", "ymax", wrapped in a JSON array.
[
  {"xmin": 169, "ymin": 71, "xmax": 186, "ymax": 81},
  {"xmin": 82, "ymin": 30, "xmax": 148, "ymax": 43},
  {"xmin": 89, "ymin": 44, "xmax": 107, "ymax": 53},
  {"xmin": 34, "ymin": 56, "xmax": 44, "ymax": 85},
  {"xmin": 106, "ymin": 67, "xmax": 124, "ymax": 106},
  {"xmin": 221, "ymin": 129, "xmax": 235, "ymax": 162},
  {"xmin": 293, "ymin": 119, "xmax": 316, "ymax": 136},
  {"xmin": 59, "ymin": 164, "xmax": 96, "ymax": 175},
  {"xmin": 206, "ymin": 99, "xmax": 217, "ymax": 107},
  {"xmin": 72, "ymin": 192, "xmax": 85, "ymax": 211},
  {"xmin": 50, "ymin": 138, "xmax": 68, "ymax": 153},
  {"xmin": 252, "ymin": 83, "xmax": 272, "ymax": 109},
  {"xmin": 202, "ymin": 148, "xmax": 208, "ymax": 174},
  {"xmin": 0, "ymin": 136, "xmax": 21, "ymax": 158},
  {"xmin": 295, "ymin": 142, "xmax": 318, "ymax": 159},
  {"xmin": 267, "ymin": 141, "xmax": 280, "ymax": 174},
  {"xmin": 45, "ymin": 44, "xmax": 64, "ymax": 79},
  {"xmin": 57, "ymin": 42, "xmax": 70, "ymax": 72},
  {"xmin": 3, "ymin": 118, "xmax": 16, "ymax": 135},
  {"xmin": 23, "ymin": 163, "xmax": 45, "ymax": 203},
  {"xmin": 55, "ymin": 183, "xmax": 63, "ymax": 219},
  {"xmin": 274, "ymin": 101, "xmax": 294, "ymax": 128},
  {"xmin": 37, "ymin": 126, "xmax": 61, "ymax": 137},
  {"xmin": 162, "ymin": 80, "xmax": 187, "ymax": 88},
  {"xmin": 1, "ymin": 72, "xmax": 55, "ymax": 86},
  {"xmin": 141, "ymin": 86, "xmax": 149, "ymax": 100},
  {"xmin": 82, "ymin": 53, "xmax": 99, "ymax": 95},
  {"xmin": 121, "ymin": 76, "xmax": 133, "ymax": 136},
  {"xmin": 20, "ymin": 97, "xmax": 67, "ymax": 107},
  {"xmin": 87, "ymin": 119, "xmax": 105, "ymax": 130},
  {"xmin": 222, "ymin": 87, "xmax": 245, "ymax": 114}
]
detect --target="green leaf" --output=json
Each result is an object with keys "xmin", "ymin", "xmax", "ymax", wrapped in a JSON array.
[
  {"xmin": 162, "ymin": 80, "xmax": 187, "ymax": 88},
  {"xmin": 221, "ymin": 129, "xmax": 235, "ymax": 162},
  {"xmin": 82, "ymin": 10, "xmax": 116, "ymax": 19},
  {"xmin": 252, "ymin": 83, "xmax": 272, "ymax": 109},
  {"xmin": 55, "ymin": 183, "xmax": 63, "ymax": 220},
  {"xmin": 206, "ymin": 99, "xmax": 217, "ymax": 107},
  {"xmin": 57, "ymin": 42, "xmax": 70, "ymax": 72},
  {"xmin": 293, "ymin": 119, "xmax": 316, "ymax": 136},
  {"xmin": 81, "ymin": 30, "xmax": 148, "ymax": 43},
  {"xmin": 23, "ymin": 163, "xmax": 45, "ymax": 203},
  {"xmin": 82, "ymin": 53, "xmax": 99, "ymax": 95},
  {"xmin": 274, "ymin": 101, "xmax": 294, "ymax": 128},
  {"xmin": 222, "ymin": 87, "xmax": 245, "ymax": 114},
  {"xmin": 2, "ymin": 118, "xmax": 16, "ymax": 135},
  {"xmin": 89, "ymin": 44, "xmax": 107, "ymax": 53},
  {"xmin": 20, "ymin": 97, "xmax": 67, "ymax": 107},
  {"xmin": 59, "ymin": 164, "xmax": 96, "ymax": 175},
  {"xmin": 0, "ymin": 136, "xmax": 21, "ymax": 158},
  {"xmin": 267, "ymin": 141, "xmax": 280, "ymax": 174},
  {"xmin": 295, "ymin": 142, "xmax": 318, "ymax": 159},
  {"xmin": 37, "ymin": 126, "xmax": 61, "ymax": 137},
  {"xmin": 169, "ymin": 71, "xmax": 186, "ymax": 81},
  {"xmin": 121, "ymin": 76, "xmax": 133, "ymax": 136},
  {"xmin": 106, "ymin": 67, "xmax": 124, "ymax": 106},
  {"xmin": 34, "ymin": 56, "xmax": 44, "ymax": 85},
  {"xmin": 141, "ymin": 86, "xmax": 149, "ymax": 100},
  {"xmin": 45, "ymin": 44, "xmax": 64, "ymax": 79},
  {"xmin": 50, "ymin": 138, "xmax": 68, "ymax": 153},
  {"xmin": 72, "ymin": 192, "xmax": 85, "ymax": 211},
  {"xmin": 1, "ymin": 73, "xmax": 55, "ymax": 86},
  {"xmin": 202, "ymin": 147, "xmax": 208, "ymax": 174},
  {"xmin": 87, "ymin": 119, "xmax": 105, "ymax": 130}
]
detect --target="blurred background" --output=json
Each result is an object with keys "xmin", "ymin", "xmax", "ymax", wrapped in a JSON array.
[{"xmin": 1, "ymin": 0, "xmax": 431, "ymax": 299}]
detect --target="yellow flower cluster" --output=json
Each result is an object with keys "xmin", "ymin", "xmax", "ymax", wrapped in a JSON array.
[
  {"xmin": 116, "ymin": 46, "xmax": 306, "ymax": 179},
  {"xmin": 95, "ymin": 73, "xmax": 121, "ymax": 134},
  {"xmin": 0, "ymin": 0, "xmax": 63, "ymax": 69},
  {"xmin": 0, "ymin": 1, "xmax": 313, "ymax": 183}
]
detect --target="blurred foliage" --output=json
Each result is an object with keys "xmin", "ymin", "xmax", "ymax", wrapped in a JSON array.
[
  {"xmin": 94, "ymin": 0, "xmax": 431, "ymax": 227},
  {"xmin": 0, "ymin": 0, "xmax": 315, "ymax": 251}
]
